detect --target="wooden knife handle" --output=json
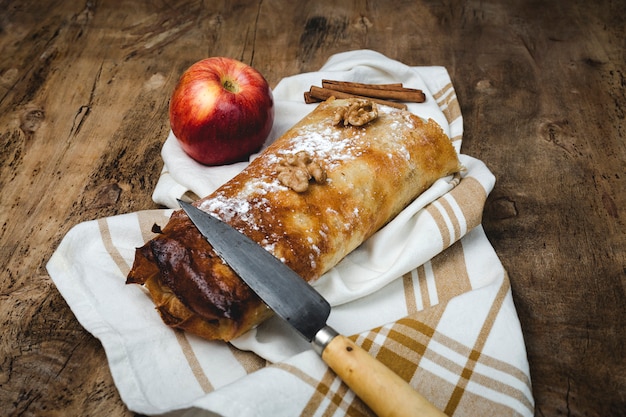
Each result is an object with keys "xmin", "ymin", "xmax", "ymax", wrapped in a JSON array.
[{"xmin": 321, "ymin": 334, "xmax": 447, "ymax": 417}]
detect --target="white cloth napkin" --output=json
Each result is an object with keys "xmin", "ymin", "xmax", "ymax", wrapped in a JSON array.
[{"xmin": 47, "ymin": 50, "xmax": 534, "ymax": 416}]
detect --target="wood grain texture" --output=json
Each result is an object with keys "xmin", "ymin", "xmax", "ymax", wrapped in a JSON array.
[{"xmin": 0, "ymin": 0, "xmax": 624, "ymax": 416}]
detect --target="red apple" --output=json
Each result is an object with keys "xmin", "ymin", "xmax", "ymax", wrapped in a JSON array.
[{"xmin": 169, "ymin": 57, "xmax": 274, "ymax": 165}]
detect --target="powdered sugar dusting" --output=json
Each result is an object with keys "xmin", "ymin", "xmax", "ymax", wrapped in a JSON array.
[
  {"xmin": 277, "ymin": 123, "xmax": 364, "ymax": 169},
  {"xmin": 199, "ymin": 177, "xmax": 285, "ymax": 229}
]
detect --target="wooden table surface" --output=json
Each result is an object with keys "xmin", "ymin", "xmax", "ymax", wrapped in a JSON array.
[{"xmin": 1, "ymin": 1, "xmax": 624, "ymax": 416}]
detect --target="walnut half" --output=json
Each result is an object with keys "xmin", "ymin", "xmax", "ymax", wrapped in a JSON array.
[
  {"xmin": 276, "ymin": 151, "xmax": 327, "ymax": 192},
  {"xmin": 333, "ymin": 99, "xmax": 378, "ymax": 126}
]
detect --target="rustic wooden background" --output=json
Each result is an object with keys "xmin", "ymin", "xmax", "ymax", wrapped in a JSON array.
[{"xmin": 1, "ymin": 0, "xmax": 624, "ymax": 416}]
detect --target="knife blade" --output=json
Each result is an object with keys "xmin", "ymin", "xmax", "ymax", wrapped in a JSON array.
[{"xmin": 178, "ymin": 199, "xmax": 446, "ymax": 417}]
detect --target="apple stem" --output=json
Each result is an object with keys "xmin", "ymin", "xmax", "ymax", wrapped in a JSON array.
[{"xmin": 223, "ymin": 79, "xmax": 239, "ymax": 93}]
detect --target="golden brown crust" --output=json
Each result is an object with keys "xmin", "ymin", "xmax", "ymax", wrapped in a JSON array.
[{"xmin": 127, "ymin": 98, "xmax": 461, "ymax": 341}]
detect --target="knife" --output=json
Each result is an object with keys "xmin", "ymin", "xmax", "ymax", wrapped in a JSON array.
[{"xmin": 178, "ymin": 199, "xmax": 446, "ymax": 417}]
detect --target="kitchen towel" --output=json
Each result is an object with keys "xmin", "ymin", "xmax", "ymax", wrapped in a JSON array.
[{"xmin": 47, "ymin": 50, "xmax": 534, "ymax": 416}]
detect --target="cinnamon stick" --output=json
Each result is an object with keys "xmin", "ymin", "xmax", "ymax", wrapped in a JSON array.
[
  {"xmin": 322, "ymin": 80, "xmax": 405, "ymax": 90},
  {"xmin": 321, "ymin": 80, "xmax": 425, "ymax": 103},
  {"xmin": 306, "ymin": 86, "xmax": 408, "ymax": 110}
]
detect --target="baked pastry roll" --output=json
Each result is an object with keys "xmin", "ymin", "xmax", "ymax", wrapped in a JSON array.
[{"xmin": 127, "ymin": 98, "xmax": 461, "ymax": 341}]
